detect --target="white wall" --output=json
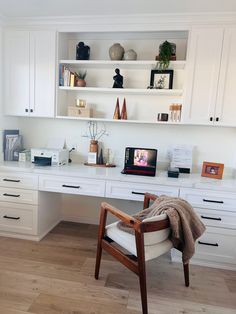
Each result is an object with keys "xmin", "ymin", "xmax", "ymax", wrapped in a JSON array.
[{"xmin": 18, "ymin": 117, "xmax": 236, "ymax": 172}]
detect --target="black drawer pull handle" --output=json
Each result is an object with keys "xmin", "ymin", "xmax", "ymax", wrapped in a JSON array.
[
  {"xmin": 3, "ymin": 215, "xmax": 20, "ymax": 220},
  {"xmin": 3, "ymin": 179, "xmax": 21, "ymax": 183},
  {"xmin": 3, "ymin": 193, "xmax": 20, "ymax": 198},
  {"xmin": 201, "ymin": 215, "xmax": 222, "ymax": 221},
  {"xmin": 131, "ymin": 191, "xmax": 145, "ymax": 195},
  {"xmin": 62, "ymin": 184, "xmax": 80, "ymax": 189},
  {"xmin": 198, "ymin": 241, "xmax": 219, "ymax": 247},
  {"xmin": 203, "ymin": 199, "xmax": 224, "ymax": 204}
]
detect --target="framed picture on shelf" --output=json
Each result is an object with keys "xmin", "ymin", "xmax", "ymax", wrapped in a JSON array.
[
  {"xmin": 150, "ymin": 69, "xmax": 173, "ymax": 89},
  {"xmin": 201, "ymin": 161, "xmax": 224, "ymax": 179}
]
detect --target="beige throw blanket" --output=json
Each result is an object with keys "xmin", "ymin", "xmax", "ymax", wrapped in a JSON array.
[{"xmin": 118, "ymin": 196, "xmax": 206, "ymax": 264}]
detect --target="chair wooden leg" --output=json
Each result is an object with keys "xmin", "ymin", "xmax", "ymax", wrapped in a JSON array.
[
  {"xmin": 183, "ymin": 263, "xmax": 189, "ymax": 287},
  {"xmin": 135, "ymin": 231, "xmax": 148, "ymax": 314},
  {"xmin": 95, "ymin": 240, "xmax": 102, "ymax": 280},
  {"xmin": 95, "ymin": 207, "xmax": 107, "ymax": 280}
]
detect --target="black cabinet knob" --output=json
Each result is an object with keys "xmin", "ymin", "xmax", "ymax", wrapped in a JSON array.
[
  {"xmin": 216, "ymin": 117, "xmax": 219, "ymax": 122},
  {"xmin": 30, "ymin": 109, "xmax": 33, "ymax": 113},
  {"xmin": 25, "ymin": 108, "xmax": 28, "ymax": 112},
  {"xmin": 210, "ymin": 117, "xmax": 213, "ymax": 121}
]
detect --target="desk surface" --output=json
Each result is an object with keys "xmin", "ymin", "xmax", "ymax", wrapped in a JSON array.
[{"xmin": 1, "ymin": 161, "xmax": 236, "ymax": 192}]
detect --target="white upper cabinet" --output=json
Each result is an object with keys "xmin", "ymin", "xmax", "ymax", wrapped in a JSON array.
[
  {"xmin": 4, "ymin": 30, "xmax": 56, "ymax": 117},
  {"xmin": 215, "ymin": 28, "xmax": 236, "ymax": 126},
  {"xmin": 183, "ymin": 28, "xmax": 223, "ymax": 125},
  {"xmin": 4, "ymin": 31, "xmax": 30, "ymax": 116},
  {"xmin": 183, "ymin": 27, "xmax": 236, "ymax": 126}
]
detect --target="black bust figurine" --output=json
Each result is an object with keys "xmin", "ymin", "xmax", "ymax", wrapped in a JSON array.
[
  {"xmin": 76, "ymin": 42, "xmax": 90, "ymax": 60},
  {"xmin": 112, "ymin": 68, "xmax": 123, "ymax": 88}
]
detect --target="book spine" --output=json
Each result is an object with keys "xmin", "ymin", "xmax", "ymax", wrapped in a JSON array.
[
  {"xmin": 70, "ymin": 72, "xmax": 75, "ymax": 87},
  {"xmin": 59, "ymin": 64, "xmax": 64, "ymax": 86}
]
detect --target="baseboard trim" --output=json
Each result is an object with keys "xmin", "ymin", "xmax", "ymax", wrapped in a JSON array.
[{"xmin": 62, "ymin": 215, "xmax": 98, "ymax": 225}]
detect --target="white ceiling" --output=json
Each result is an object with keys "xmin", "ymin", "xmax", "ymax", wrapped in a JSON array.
[{"xmin": 0, "ymin": 0, "xmax": 235, "ymax": 18}]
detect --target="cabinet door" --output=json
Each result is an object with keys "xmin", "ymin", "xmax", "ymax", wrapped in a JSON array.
[
  {"xmin": 29, "ymin": 31, "xmax": 56, "ymax": 117},
  {"xmin": 183, "ymin": 28, "xmax": 223, "ymax": 124},
  {"xmin": 4, "ymin": 31, "xmax": 30, "ymax": 116},
  {"xmin": 215, "ymin": 28, "xmax": 236, "ymax": 126}
]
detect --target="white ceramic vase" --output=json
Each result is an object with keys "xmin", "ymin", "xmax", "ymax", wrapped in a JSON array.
[{"xmin": 123, "ymin": 49, "xmax": 137, "ymax": 60}]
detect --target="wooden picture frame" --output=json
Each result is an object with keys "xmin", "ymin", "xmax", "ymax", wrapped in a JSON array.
[
  {"xmin": 150, "ymin": 69, "xmax": 173, "ymax": 89},
  {"xmin": 201, "ymin": 161, "xmax": 224, "ymax": 179}
]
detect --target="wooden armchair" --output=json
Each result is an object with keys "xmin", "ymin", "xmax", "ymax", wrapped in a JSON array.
[{"xmin": 95, "ymin": 193, "xmax": 189, "ymax": 314}]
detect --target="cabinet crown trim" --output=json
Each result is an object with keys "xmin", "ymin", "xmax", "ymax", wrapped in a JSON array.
[{"xmin": 4, "ymin": 13, "xmax": 236, "ymax": 29}]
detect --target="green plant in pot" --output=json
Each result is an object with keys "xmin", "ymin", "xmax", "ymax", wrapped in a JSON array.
[
  {"xmin": 156, "ymin": 41, "xmax": 175, "ymax": 70},
  {"xmin": 75, "ymin": 71, "xmax": 87, "ymax": 87}
]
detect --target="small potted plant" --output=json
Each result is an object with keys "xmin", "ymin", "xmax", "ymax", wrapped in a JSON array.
[
  {"xmin": 75, "ymin": 71, "xmax": 87, "ymax": 87},
  {"xmin": 156, "ymin": 41, "xmax": 176, "ymax": 70}
]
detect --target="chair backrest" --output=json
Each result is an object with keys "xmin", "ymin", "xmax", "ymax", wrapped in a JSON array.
[{"xmin": 142, "ymin": 213, "xmax": 171, "ymax": 246}]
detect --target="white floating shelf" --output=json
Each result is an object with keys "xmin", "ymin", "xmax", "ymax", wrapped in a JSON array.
[
  {"xmin": 59, "ymin": 60, "xmax": 186, "ymax": 70},
  {"xmin": 56, "ymin": 115, "xmax": 184, "ymax": 125},
  {"xmin": 58, "ymin": 86, "xmax": 183, "ymax": 96}
]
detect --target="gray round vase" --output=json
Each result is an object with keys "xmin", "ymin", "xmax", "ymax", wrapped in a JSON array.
[
  {"xmin": 123, "ymin": 49, "xmax": 137, "ymax": 60},
  {"xmin": 109, "ymin": 43, "xmax": 125, "ymax": 60}
]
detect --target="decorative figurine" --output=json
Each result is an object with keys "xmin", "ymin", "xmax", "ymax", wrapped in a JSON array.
[
  {"xmin": 113, "ymin": 97, "xmax": 121, "ymax": 119},
  {"xmin": 76, "ymin": 42, "xmax": 90, "ymax": 60},
  {"xmin": 112, "ymin": 68, "xmax": 123, "ymax": 88}
]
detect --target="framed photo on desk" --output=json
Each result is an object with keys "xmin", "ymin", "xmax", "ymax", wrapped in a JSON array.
[{"xmin": 201, "ymin": 161, "xmax": 224, "ymax": 179}]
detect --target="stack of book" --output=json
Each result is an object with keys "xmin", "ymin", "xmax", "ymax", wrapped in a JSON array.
[{"xmin": 59, "ymin": 64, "xmax": 76, "ymax": 87}]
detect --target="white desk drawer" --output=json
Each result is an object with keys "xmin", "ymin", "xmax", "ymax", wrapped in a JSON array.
[
  {"xmin": 0, "ymin": 202, "xmax": 37, "ymax": 235},
  {"xmin": 194, "ymin": 227, "xmax": 236, "ymax": 266},
  {"xmin": 39, "ymin": 175, "xmax": 105, "ymax": 197},
  {"xmin": 106, "ymin": 181, "xmax": 179, "ymax": 201},
  {"xmin": 0, "ymin": 187, "xmax": 38, "ymax": 205},
  {"xmin": 172, "ymin": 227, "xmax": 236, "ymax": 268},
  {"xmin": 180, "ymin": 188, "xmax": 236, "ymax": 212},
  {"xmin": 0, "ymin": 173, "xmax": 38, "ymax": 190},
  {"xmin": 195, "ymin": 208, "xmax": 236, "ymax": 229}
]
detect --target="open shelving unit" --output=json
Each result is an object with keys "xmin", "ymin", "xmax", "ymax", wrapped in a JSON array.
[
  {"xmin": 58, "ymin": 86, "xmax": 183, "ymax": 96},
  {"xmin": 59, "ymin": 59, "xmax": 186, "ymax": 69},
  {"xmin": 56, "ymin": 31, "xmax": 188, "ymax": 123}
]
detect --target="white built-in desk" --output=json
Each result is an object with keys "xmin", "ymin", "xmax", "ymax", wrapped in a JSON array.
[{"xmin": 0, "ymin": 161, "xmax": 236, "ymax": 270}]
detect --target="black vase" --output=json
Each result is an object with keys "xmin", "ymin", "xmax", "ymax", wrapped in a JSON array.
[{"xmin": 76, "ymin": 42, "xmax": 90, "ymax": 60}]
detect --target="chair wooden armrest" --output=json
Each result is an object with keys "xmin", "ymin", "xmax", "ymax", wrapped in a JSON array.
[{"xmin": 101, "ymin": 202, "xmax": 140, "ymax": 231}]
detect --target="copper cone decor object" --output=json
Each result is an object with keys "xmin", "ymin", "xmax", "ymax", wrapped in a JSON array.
[
  {"xmin": 121, "ymin": 98, "xmax": 127, "ymax": 120},
  {"xmin": 113, "ymin": 97, "xmax": 121, "ymax": 119}
]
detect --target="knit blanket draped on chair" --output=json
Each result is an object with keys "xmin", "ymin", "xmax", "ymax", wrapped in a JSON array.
[{"xmin": 118, "ymin": 196, "xmax": 206, "ymax": 264}]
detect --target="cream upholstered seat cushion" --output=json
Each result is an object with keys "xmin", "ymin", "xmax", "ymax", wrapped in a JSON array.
[{"xmin": 106, "ymin": 216, "xmax": 173, "ymax": 261}]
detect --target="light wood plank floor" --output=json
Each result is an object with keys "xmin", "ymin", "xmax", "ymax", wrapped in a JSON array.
[{"xmin": 0, "ymin": 222, "xmax": 235, "ymax": 314}]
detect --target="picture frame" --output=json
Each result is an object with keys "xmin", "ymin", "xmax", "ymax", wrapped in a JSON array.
[
  {"xmin": 87, "ymin": 152, "xmax": 97, "ymax": 164},
  {"xmin": 150, "ymin": 69, "xmax": 174, "ymax": 89},
  {"xmin": 201, "ymin": 161, "xmax": 224, "ymax": 179}
]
